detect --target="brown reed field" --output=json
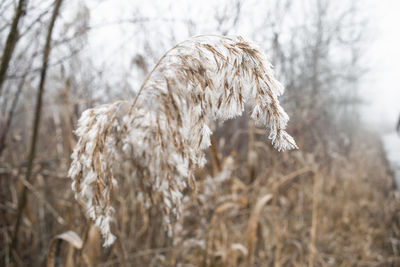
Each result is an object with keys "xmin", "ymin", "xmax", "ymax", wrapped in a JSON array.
[{"xmin": 1, "ymin": 1, "xmax": 400, "ymax": 266}]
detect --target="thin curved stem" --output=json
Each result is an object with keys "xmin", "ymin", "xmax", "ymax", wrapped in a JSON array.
[{"xmin": 128, "ymin": 35, "xmax": 235, "ymax": 115}]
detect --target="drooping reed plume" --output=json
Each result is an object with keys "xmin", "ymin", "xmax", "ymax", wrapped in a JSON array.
[{"xmin": 68, "ymin": 35, "xmax": 297, "ymax": 246}]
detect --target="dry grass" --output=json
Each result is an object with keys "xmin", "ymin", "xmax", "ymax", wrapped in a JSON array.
[
  {"xmin": 0, "ymin": 36, "xmax": 399, "ymax": 267},
  {"xmin": 1, "ymin": 111, "xmax": 400, "ymax": 266},
  {"xmin": 167, "ymin": 128, "xmax": 400, "ymax": 267}
]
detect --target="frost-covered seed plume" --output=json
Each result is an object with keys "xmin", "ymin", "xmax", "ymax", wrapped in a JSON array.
[{"xmin": 68, "ymin": 35, "xmax": 297, "ymax": 246}]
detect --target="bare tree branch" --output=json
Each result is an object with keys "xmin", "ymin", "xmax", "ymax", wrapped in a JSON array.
[
  {"xmin": 0, "ymin": 0, "xmax": 27, "ymax": 97},
  {"xmin": 11, "ymin": 0, "xmax": 64, "ymax": 254}
]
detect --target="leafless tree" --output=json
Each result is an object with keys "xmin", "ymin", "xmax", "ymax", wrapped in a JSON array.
[{"xmin": 11, "ymin": 0, "xmax": 64, "ymax": 254}]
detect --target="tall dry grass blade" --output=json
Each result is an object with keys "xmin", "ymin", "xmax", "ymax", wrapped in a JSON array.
[
  {"xmin": 47, "ymin": 231, "xmax": 83, "ymax": 267},
  {"xmin": 69, "ymin": 35, "xmax": 297, "ymax": 246},
  {"xmin": 210, "ymin": 135, "xmax": 222, "ymax": 176},
  {"xmin": 246, "ymin": 194, "xmax": 273, "ymax": 266},
  {"xmin": 247, "ymin": 120, "xmax": 257, "ymax": 184},
  {"xmin": 308, "ymin": 173, "xmax": 320, "ymax": 267},
  {"xmin": 82, "ymin": 225, "xmax": 101, "ymax": 267}
]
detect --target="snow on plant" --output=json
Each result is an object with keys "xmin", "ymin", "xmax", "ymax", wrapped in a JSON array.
[{"xmin": 68, "ymin": 35, "xmax": 297, "ymax": 246}]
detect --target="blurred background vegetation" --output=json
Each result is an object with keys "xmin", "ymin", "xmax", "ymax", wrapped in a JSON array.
[{"xmin": 1, "ymin": 0, "xmax": 400, "ymax": 266}]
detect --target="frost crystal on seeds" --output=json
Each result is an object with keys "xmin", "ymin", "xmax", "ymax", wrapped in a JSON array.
[{"xmin": 69, "ymin": 35, "xmax": 297, "ymax": 246}]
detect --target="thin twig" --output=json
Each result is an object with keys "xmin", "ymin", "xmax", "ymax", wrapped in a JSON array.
[
  {"xmin": 17, "ymin": 174, "xmax": 65, "ymax": 225},
  {"xmin": 11, "ymin": 0, "xmax": 64, "ymax": 253}
]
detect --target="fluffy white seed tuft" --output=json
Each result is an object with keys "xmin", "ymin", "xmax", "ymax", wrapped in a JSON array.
[{"xmin": 69, "ymin": 35, "xmax": 297, "ymax": 246}]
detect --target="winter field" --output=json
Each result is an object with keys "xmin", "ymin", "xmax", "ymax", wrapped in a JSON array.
[
  {"xmin": 1, "ymin": 0, "xmax": 400, "ymax": 266},
  {"xmin": 383, "ymin": 132, "xmax": 400, "ymax": 189}
]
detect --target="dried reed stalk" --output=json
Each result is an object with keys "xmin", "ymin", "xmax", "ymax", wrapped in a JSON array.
[
  {"xmin": 246, "ymin": 194, "xmax": 273, "ymax": 266},
  {"xmin": 308, "ymin": 173, "xmax": 320, "ymax": 267},
  {"xmin": 68, "ymin": 35, "xmax": 297, "ymax": 246},
  {"xmin": 47, "ymin": 231, "xmax": 83, "ymax": 267}
]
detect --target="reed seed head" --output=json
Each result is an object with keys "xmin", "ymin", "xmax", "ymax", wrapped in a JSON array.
[{"xmin": 69, "ymin": 35, "xmax": 297, "ymax": 246}]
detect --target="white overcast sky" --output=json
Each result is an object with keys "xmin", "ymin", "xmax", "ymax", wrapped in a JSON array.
[
  {"xmin": 362, "ymin": 0, "xmax": 400, "ymax": 130},
  {"xmin": 81, "ymin": 0, "xmax": 400, "ymax": 131}
]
